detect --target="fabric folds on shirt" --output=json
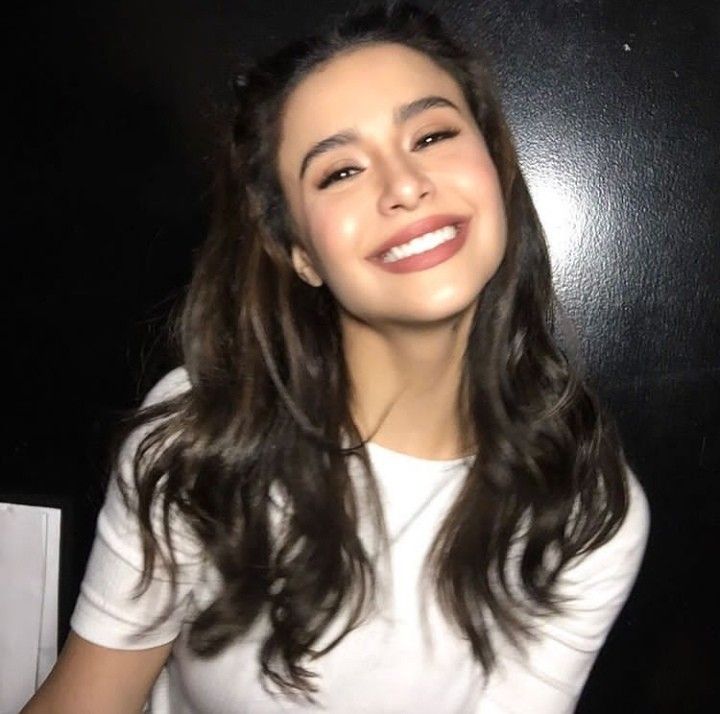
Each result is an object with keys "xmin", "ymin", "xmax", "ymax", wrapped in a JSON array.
[{"xmin": 70, "ymin": 367, "xmax": 650, "ymax": 714}]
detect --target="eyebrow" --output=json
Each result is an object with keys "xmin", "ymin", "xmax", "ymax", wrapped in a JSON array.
[{"xmin": 298, "ymin": 95, "xmax": 461, "ymax": 179}]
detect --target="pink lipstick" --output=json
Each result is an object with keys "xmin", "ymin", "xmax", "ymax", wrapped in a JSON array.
[{"xmin": 367, "ymin": 215, "xmax": 469, "ymax": 274}]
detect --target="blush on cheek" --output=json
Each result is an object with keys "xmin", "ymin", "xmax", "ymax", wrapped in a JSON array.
[
  {"xmin": 310, "ymin": 213, "xmax": 362, "ymax": 256},
  {"xmin": 456, "ymin": 167, "xmax": 500, "ymax": 200}
]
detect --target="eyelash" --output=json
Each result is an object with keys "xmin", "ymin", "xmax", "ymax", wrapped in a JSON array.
[{"xmin": 317, "ymin": 128, "xmax": 461, "ymax": 189}]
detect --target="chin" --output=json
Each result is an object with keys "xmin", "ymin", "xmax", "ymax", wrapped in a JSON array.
[
  {"xmin": 335, "ymin": 279, "xmax": 487, "ymax": 329},
  {"xmin": 393, "ymin": 293, "xmax": 480, "ymax": 327}
]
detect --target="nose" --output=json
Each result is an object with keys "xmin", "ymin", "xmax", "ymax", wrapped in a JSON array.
[{"xmin": 376, "ymin": 154, "xmax": 434, "ymax": 214}]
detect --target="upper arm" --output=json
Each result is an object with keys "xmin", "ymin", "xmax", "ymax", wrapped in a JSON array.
[
  {"xmin": 21, "ymin": 630, "xmax": 173, "ymax": 714},
  {"xmin": 480, "ymin": 465, "xmax": 651, "ymax": 714},
  {"xmin": 22, "ymin": 368, "xmax": 200, "ymax": 713}
]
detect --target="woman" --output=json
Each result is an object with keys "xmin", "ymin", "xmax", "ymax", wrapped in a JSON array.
[{"xmin": 23, "ymin": 2, "xmax": 649, "ymax": 712}]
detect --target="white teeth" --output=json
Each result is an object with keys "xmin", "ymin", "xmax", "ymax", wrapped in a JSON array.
[{"xmin": 381, "ymin": 225, "xmax": 458, "ymax": 263}]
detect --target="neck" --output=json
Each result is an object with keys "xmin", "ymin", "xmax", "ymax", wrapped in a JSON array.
[{"xmin": 340, "ymin": 307, "xmax": 477, "ymax": 461}]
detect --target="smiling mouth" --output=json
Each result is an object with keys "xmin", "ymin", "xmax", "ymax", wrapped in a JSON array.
[
  {"xmin": 378, "ymin": 224, "xmax": 458, "ymax": 263},
  {"xmin": 369, "ymin": 220, "xmax": 469, "ymax": 274}
]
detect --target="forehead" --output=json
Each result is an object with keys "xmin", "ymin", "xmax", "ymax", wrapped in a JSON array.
[
  {"xmin": 277, "ymin": 43, "xmax": 467, "ymax": 165},
  {"xmin": 295, "ymin": 41, "xmax": 458, "ymax": 94}
]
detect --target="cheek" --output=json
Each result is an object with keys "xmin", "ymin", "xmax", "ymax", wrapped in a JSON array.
[
  {"xmin": 447, "ymin": 144, "xmax": 507, "ymax": 263},
  {"xmin": 447, "ymin": 143, "xmax": 503, "ymax": 202},
  {"xmin": 452, "ymin": 148, "xmax": 507, "ymax": 243},
  {"xmin": 305, "ymin": 198, "xmax": 366, "ymax": 267}
]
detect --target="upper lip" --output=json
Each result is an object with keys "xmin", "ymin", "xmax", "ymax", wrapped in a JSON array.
[{"xmin": 367, "ymin": 214, "xmax": 468, "ymax": 259}]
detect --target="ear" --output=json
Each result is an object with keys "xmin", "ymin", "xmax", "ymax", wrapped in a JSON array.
[{"xmin": 291, "ymin": 243, "xmax": 324, "ymax": 287}]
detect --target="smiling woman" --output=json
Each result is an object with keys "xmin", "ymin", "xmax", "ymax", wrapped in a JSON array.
[{"xmin": 23, "ymin": 3, "xmax": 648, "ymax": 714}]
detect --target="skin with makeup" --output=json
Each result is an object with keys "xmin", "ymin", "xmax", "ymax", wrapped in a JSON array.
[{"xmin": 280, "ymin": 42, "xmax": 507, "ymax": 462}]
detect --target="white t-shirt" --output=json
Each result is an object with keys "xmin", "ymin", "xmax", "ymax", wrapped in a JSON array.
[{"xmin": 70, "ymin": 368, "xmax": 650, "ymax": 714}]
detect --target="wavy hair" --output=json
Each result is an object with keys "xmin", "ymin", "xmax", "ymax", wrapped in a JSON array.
[{"xmin": 117, "ymin": 1, "xmax": 629, "ymax": 703}]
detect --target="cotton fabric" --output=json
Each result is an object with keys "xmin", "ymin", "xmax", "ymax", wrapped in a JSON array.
[{"xmin": 70, "ymin": 368, "xmax": 650, "ymax": 713}]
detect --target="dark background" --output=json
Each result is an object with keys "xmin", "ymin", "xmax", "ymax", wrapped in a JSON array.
[{"xmin": 5, "ymin": 1, "xmax": 718, "ymax": 711}]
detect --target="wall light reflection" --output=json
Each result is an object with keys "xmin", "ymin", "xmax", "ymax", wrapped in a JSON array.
[{"xmin": 523, "ymin": 166, "xmax": 587, "ymax": 277}]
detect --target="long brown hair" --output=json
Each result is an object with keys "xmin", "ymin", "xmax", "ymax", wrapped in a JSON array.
[{"xmin": 117, "ymin": 1, "xmax": 629, "ymax": 702}]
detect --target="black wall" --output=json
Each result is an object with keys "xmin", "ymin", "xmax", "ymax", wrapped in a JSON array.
[{"xmin": 6, "ymin": 1, "xmax": 718, "ymax": 711}]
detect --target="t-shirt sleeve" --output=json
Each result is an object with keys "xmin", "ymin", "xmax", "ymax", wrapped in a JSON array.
[
  {"xmin": 70, "ymin": 367, "xmax": 206, "ymax": 650},
  {"xmin": 479, "ymin": 461, "xmax": 651, "ymax": 714}
]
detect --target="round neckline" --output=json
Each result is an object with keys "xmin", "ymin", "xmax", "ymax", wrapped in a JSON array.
[{"xmin": 366, "ymin": 440, "xmax": 476, "ymax": 468}]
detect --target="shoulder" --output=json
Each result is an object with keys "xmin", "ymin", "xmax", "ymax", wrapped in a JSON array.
[
  {"xmin": 562, "ymin": 457, "xmax": 650, "ymax": 591},
  {"xmin": 140, "ymin": 366, "xmax": 191, "ymax": 408},
  {"xmin": 620, "ymin": 460, "xmax": 651, "ymax": 552},
  {"xmin": 595, "ymin": 458, "xmax": 651, "ymax": 568},
  {"xmin": 108, "ymin": 365, "xmax": 203, "ymax": 566},
  {"xmin": 115, "ymin": 366, "xmax": 191, "ymax": 467}
]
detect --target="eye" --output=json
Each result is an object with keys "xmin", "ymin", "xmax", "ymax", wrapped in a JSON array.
[
  {"xmin": 317, "ymin": 165, "xmax": 363, "ymax": 189},
  {"xmin": 414, "ymin": 128, "xmax": 460, "ymax": 149},
  {"xmin": 315, "ymin": 128, "xmax": 461, "ymax": 189}
]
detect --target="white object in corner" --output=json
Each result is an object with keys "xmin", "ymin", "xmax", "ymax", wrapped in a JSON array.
[{"xmin": 0, "ymin": 502, "xmax": 61, "ymax": 714}]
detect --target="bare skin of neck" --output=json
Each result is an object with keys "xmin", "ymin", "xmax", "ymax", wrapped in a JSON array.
[{"xmin": 341, "ymin": 303, "xmax": 477, "ymax": 461}]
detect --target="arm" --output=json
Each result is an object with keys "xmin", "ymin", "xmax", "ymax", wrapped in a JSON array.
[
  {"xmin": 480, "ymin": 465, "xmax": 651, "ymax": 714},
  {"xmin": 20, "ymin": 631, "xmax": 172, "ymax": 714},
  {"xmin": 23, "ymin": 368, "xmax": 200, "ymax": 713}
]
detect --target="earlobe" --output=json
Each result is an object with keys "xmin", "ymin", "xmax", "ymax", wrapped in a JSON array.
[{"xmin": 291, "ymin": 244, "xmax": 324, "ymax": 287}]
